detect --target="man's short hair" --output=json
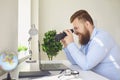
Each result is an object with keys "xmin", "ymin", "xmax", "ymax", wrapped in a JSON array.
[{"xmin": 70, "ymin": 10, "xmax": 94, "ymax": 25}]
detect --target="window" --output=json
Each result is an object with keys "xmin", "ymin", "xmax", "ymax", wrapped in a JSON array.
[{"xmin": 18, "ymin": 0, "xmax": 31, "ymax": 59}]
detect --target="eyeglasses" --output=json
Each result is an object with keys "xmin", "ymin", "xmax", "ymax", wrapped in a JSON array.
[{"xmin": 58, "ymin": 69, "xmax": 80, "ymax": 80}]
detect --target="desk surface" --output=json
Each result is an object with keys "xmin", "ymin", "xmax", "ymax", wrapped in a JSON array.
[{"xmin": 0, "ymin": 60, "xmax": 109, "ymax": 80}]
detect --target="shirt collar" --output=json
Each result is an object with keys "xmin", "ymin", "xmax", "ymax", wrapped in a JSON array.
[{"xmin": 90, "ymin": 27, "xmax": 97, "ymax": 41}]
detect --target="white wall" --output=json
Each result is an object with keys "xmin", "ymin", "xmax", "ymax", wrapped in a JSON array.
[
  {"xmin": 0, "ymin": 0, "xmax": 18, "ymax": 52},
  {"xmin": 31, "ymin": 0, "xmax": 39, "ymax": 61},
  {"xmin": 39, "ymin": 0, "xmax": 120, "ymax": 60},
  {"xmin": 28, "ymin": 0, "xmax": 40, "ymax": 70}
]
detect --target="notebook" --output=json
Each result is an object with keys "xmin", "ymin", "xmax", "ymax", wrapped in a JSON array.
[
  {"xmin": 19, "ymin": 71, "xmax": 51, "ymax": 78},
  {"xmin": 38, "ymin": 41, "xmax": 69, "ymax": 71}
]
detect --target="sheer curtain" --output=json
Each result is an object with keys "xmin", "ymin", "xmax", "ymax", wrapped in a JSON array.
[{"xmin": 18, "ymin": 0, "xmax": 31, "ymax": 59}]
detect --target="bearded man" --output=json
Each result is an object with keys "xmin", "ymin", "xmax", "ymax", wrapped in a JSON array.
[{"xmin": 61, "ymin": 10, "xmax": 120, "ymax": 80}]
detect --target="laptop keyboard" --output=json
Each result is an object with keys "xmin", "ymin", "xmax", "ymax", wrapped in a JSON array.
[{"xmin": 41, "ymin": 63, "xmax": 69, "ymax": 70}]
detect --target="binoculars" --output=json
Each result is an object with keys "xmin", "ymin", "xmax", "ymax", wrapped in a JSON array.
[{"xmin": 55, "ymin": 29, "xmax": 74, "ymax": 41}]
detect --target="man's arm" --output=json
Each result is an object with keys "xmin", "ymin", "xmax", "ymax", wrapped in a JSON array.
[
  {"xmin": 66, "ymin": 38, "xmax": 109, "ymax": 70},
  {"xmin": 63, "ymin": 48, "xmax": 76, "ymax": 65}
]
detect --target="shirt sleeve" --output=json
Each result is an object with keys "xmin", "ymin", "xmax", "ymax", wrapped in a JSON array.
[
  {"xmin": 66, "ymin": 39, "xmax": 109, "ymax": 70},
  {"xmin": 63, "ymin": 48, "xmax": 76, "ymax": 65}
]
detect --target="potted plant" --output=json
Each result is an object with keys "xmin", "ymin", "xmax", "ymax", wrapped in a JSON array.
[
  {"xmin": 42, "ymin": 30, "xmax": 63, "ymax": 60},
  {"xmin": 18, "ymin": 45, "xmax": 28, "ymax": 56},
  {"xmin": 18, "ymin": 45, "xmax": 28, "ymax": 52}
]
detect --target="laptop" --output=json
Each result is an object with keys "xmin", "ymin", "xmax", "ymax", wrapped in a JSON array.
[
  {"xmin": 38, "ymin": 40, "xmax": 69, "ymax": 71},
  {"xmin": 19, "ymin": 41, "xmax": 68, "ymax": 78}
]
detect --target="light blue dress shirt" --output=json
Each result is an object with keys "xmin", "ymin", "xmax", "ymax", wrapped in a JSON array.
[{"xmin": 64, "ymin": 28, "xmax": 120, "ymax": 80}]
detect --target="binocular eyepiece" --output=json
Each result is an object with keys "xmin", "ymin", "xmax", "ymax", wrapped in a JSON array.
[{"xmin": 55, "ymin": 29, "xmax": 74, "ymax": 41}]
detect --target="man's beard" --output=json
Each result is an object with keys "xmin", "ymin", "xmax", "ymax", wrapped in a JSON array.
[{"xmin": 78, "ymin": 27, "xmax": 90, "ymax": 45}]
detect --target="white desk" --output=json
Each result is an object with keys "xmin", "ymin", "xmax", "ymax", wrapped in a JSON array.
[{"xmin": 0, "ymin": 60, "xmax": 109, "ymax": 80}]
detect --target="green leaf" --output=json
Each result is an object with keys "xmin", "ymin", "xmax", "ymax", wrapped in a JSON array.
[
  {"xmin": 41, "ymin": 30, "xmax": 63, "ymax": 60},
  {"xmin": 18, "ymin": 45, "xmax": 28, "ymax": 52}
]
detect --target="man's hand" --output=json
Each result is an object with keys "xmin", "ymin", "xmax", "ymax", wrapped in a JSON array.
[{"xmin": 61, "ymin": 29, "xmax": 74, "ymax": 48}]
